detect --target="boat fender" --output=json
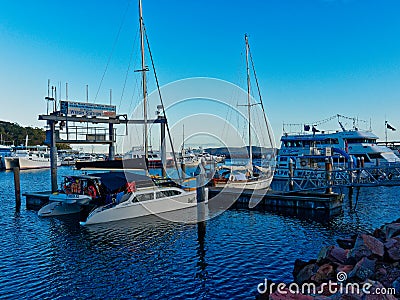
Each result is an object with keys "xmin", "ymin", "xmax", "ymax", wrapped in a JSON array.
[
  {"xmin": 87, "ymin": 185, "xmax": 97, "ymax": 199},
  {"xmin": 64, "ymin": 184, "xmax": 72, "ymax": 194},
  {"xmin": 229, "ymin": 174, "xmax": 235, "ymax": 181},
  {"xmin": 127, "ymin": 181, "xmax": 136, "ymax": 193}
]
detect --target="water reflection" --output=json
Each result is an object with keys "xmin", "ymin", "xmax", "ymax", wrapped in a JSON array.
[{"xmin": 1, "ymin": 168, "xmax": 400, "ymax": 299}]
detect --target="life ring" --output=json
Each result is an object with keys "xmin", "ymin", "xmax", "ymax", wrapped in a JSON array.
[
  {"xmin": 300, "ymin": 160, "xmax": 307, "ymax": 167},
  {"xmin": 87, "ymin": 185, "xmax": 97, "ymax": 199}
]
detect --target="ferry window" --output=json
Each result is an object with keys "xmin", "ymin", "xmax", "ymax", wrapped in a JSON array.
[
  {"xmin": 279, "ymin": 157, "xmax": 288, "ymax": 162},
  {"xmin": 156, "ymin": 190, "xmax": 181, "ymax": 198},
  {"xmin": 347, "ymin": 139, "xmax": 357, "ymax": 144},
  {"xmin": 348, "ymin": 139, "xmax": 373, "ymax": 144},
  {"xmin": 136, "ymin": 193, "xmax": 154, "ymax": 202},
  {"xmin": 368, "ymin": 153, "xmax": 382, "ymax": 159}
]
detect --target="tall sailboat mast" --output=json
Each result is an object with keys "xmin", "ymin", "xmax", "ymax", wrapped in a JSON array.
[
  {"xmin": 245, "ymin": 34, "xmax": 252, "ymax": 166},
  {"xmin": 139, "ymin": 0, "xmax": 148, "ymax": 160}
]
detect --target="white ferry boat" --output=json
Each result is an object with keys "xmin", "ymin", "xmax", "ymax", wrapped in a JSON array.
[{"xmin": 275, "ymin": 116, "xmax": 400, "ymax": 179}]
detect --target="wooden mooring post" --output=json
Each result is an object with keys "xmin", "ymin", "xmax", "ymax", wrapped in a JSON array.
[
  {"xmin": 13, "ymin": 167, "xmax": 21, "ymax": 209},
  {"xmin": 325, "ymin": 158, "xmax": 333, "ymax": 194},
  {"xmin": 181, "ymin": 162, "xmax": 186, "ymax": 180}
]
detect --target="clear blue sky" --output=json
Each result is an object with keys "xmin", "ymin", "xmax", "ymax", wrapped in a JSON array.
[{"xmin": 1, "ymin": 0, "xmax": 400, "ymax": 149}]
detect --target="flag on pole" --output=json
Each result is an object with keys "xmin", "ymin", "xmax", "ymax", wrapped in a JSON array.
[
  {"xmin": 312, "ymin": 126, "xmax": 320, "ymax": 133},
  {"xmin": 386, "ymin": 122, "xmax": 396, "ymax": 131}
]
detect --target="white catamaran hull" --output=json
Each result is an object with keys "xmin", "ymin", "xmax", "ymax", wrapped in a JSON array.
[
  {"xmin": 214, "ymin": 175, "xmax": 273, "ymax": 190},
  {"xmin": 82, "ymin": 190, "xmax": 207, "ymax": 225},
  {"xmin": 38, "ymin": 202, "xmax": 81, "ymax": 217}
]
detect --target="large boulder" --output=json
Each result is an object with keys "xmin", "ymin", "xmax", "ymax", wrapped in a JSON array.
[
  {"xmin": 385, "ymin": 238, "xmax": 400, "ymax": 261},
  {"xmin": 382, "ymin": 223, "xmax": 400, "ymax": 240},
  {"xmin": 336, "ymin": 264, "xmax": 354, "ymax": 274},
  {"xmin": 392, "ymin": 276, "xmax": 400, "ymax": 297},
  {"xmin": 312, "ymin": 263, "xmax": 335, "ymax": 283},
  {"xmin": 363, "ymin": 280, "xmax": 398, "ymax": 300},
  {"xmin": 348, "ymin": 234, "xmax": 384, "ymax": 260},
  {"xmin": 374, "ymin": 261, "xmax": 400, "ymax": 290},
  {"xmin": 348, "ymin": 257, "xmax": 376, "ymax": 281},
  {"xmin": 317, "ymin": 246, "xmax": 348, "ymax": 265},
  {"xmin": 293, "ymin": 259, "xmax": 317, "ymax": 280},
  {"xmin": 295, "ymin": 263, "xmax": 318, "ymax": 284}
]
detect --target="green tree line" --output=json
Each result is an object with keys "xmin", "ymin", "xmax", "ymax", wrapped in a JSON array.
[{"xmin": 0, "ymin": 121, "xmax": 70, "ymax": 149}]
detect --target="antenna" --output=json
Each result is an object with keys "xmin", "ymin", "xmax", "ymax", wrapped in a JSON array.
[
  {"xmin": 86, "ymin": 85, "xmax": 89, "ymax": 102},
  {"xmin": 66, "ymin": 82, "xmax": 68, "ymax": 100},
  {"xmin": 54, "ymin": 86, "xmax": 57, "ymax": 112},
  {"xmin": 45, "ymin": 79, "xmax": 50, "ymax": 114}
]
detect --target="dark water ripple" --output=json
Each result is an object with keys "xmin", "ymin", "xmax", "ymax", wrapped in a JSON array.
[{"xmin": 0, "ymin": 167, "xmax": 399, "ymax": 299}]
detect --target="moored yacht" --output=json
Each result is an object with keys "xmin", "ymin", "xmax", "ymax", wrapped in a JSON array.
[
  {"xmin": 212, "ymin": 34, "xmax": 275, "ymax": 190},
  {"xmin": 81, "ymin": 178, "xmax": 205, "ymax": 225},
  {"xmin": 4, "ymin": 145, "xmax": 61, "ymax": 170},
  {"xmin": 0, "ymin": 144, "xmax": 12, "ymax": 169},
  {"xmin": 124, "ymin": 147, "xmax": 175, "ymax": 168}
]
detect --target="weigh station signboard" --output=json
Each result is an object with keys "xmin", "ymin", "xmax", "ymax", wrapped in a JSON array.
[{"xmin": 60, "ymin": 101, "xmax": 116, "ymax": 118}]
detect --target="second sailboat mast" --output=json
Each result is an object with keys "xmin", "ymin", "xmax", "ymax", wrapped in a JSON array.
[
  {"xmin": 139, "ymin": 0, "xmax": 148, "ymax": 160},
  {"xmin": 245, "ymin": 34, "xmax": 252, "ymax": 166}
]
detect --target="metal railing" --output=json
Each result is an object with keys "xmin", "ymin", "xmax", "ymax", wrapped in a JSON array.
[{"xmin": 279, "ymin": 164, "xmax": 400, "ymax": 192}]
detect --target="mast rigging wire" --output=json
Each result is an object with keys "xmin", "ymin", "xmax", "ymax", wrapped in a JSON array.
[{"xmin": 143, "ymin": 25, "xmax": 182, "ymax": 181}]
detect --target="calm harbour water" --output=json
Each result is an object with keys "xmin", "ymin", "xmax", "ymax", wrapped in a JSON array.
[{"xmin": 0, "ymin": 166, "xmax": 399, "ymax": 299}]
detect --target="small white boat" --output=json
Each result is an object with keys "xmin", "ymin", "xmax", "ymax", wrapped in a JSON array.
[
  {"xmin": 38, "ymin": 175, "xmax": 101, "ymax": 218},
  {"xmin": 38, "ymin": 193, "xmax": 91, "ymax": 217},
  {"xmin": 81, "ymin": 186, "xmax": 206, "ymax": 225},
  {"xmin": 213, "ymin": 165, "xmax": 274, "ymax": 190}
]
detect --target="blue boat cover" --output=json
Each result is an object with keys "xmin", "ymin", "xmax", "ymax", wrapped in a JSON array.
[{"xmin": 89, "ymin": 171, "xmax": 154, "ymax": 191}]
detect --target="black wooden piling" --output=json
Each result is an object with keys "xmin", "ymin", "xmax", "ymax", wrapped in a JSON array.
[
  {"xmin": 196, "ymin": 160, "xmax": 206, "ymax": 203},
  {"xmin": 348, "ymin": 186, "xmax": 353, "ymax": 210},
  {"xmin": 48, "ymin": 120, "xmax": 58, "ymax": 193},
  {"xmin": 13, "ymin": 167, "xmax": 21, "ymax": 209},
  {"xmin": 108, "ymin": 123, "xmax": 115, "ymax": 160}
]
